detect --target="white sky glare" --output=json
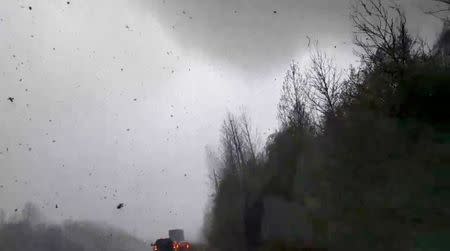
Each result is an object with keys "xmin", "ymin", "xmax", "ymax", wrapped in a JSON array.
[{"xmin": 0, "ymin": 0, "xmax": 442, "ymax": 242}]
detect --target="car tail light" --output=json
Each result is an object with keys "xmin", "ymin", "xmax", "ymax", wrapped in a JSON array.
[{"xmin": 187, "ymin": 244, "xmax": 190, "ymax": 249}]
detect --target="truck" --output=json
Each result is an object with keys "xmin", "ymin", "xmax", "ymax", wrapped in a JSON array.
[{"xmin": 168, "ymin": 229, "xmax": 185, "ymax": 242}]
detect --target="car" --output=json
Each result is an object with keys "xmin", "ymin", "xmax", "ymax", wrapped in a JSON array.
[{"xmin": 152, "ymin": 238, "xmax": 174, "ymax": 251}]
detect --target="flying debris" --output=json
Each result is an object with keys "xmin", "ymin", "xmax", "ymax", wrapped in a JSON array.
[{"xmin": 117, "ymin": 203, "xmax": 125, "ymax": 209}]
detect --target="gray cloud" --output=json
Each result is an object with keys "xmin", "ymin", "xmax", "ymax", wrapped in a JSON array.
[
  {"xmin": 139, "ymin": 0, "xmax": 442, "ymax": 73},
  {"xmin": 141, "ymin": 0, "xmax": 354, "ymax": 72}
]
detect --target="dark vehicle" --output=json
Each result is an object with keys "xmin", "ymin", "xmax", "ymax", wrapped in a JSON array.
[{"xmin": 152, "ymin": 238, "xmax": 174, "ymax": 251}]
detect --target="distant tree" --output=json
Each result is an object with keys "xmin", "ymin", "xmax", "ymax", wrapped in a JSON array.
[
  {"xmin": 0, "ymin": 209, "xmax": 5, "ymax": 225},
  {"xmin": 22, "ymin": 202, "xmax": 42, "ymax": 225},
  {"xmin": 433, "ymin": 20, "xmax": 450, "ymax": 64},
  {"xmin": 205, "ymin": 145, "xmax": 221, "ymax": 195}
]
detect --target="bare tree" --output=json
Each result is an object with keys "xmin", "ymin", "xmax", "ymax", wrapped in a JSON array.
[
  {"xmin": 278, "ymin": 51, "xmax": 343, "ymax": 129},
  {"xmin": 239, "ymin": 113, "xmax": 257, "ymax": 165},
  {"xmin": 340, "ymin": 65, "xmax": 366, "ymax": 109},
  {"xmin": 352, "ymin": 0, "xmax": 422, "ymax": 70},
  {"xmin": 303, "ymin": 49, "xmax": 344, "ymax": 117},
  {"xmin": 425, "ymin": 0, "xmax": 450, "ymax": 20},
  {"xmin": 0, "ymin": 209, "xmax": 5, "ymax": 225},
  {"xmin": 221, "ymin": 113, "xmax": 245, "ymax": 174},
  {"xmin": 205, "ymin": 145, "xmax": 221, "ymax": 194},
  {"xmin": 206, "ymin": 112, "xmax": 261, "ymax": 251},
  {"xmin": 220, "ymin": 112, "xmax": 260, "ymax": 182},
  {"xmin": 278, "ymin": 62, "xmax": 312, "ymax": 129}
]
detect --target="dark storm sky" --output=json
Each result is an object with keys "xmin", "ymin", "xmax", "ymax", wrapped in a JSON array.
[{"xmin": 0, "ymin": 0, "xmax": 442, "ymax": 241}]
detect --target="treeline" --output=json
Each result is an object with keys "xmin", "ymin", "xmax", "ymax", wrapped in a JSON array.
[
  {"xmin": 0, "ymin": 203, "xmax": 149, "ymax": 251},
  {"xmin": 204, "ymin": 1, "xmax": 450, "ymax": 250}
]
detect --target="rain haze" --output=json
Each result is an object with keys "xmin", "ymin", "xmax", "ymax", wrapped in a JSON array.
[{"xmin": 0, "ymin": 0, "xmax": 446, "ymax": 248}]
